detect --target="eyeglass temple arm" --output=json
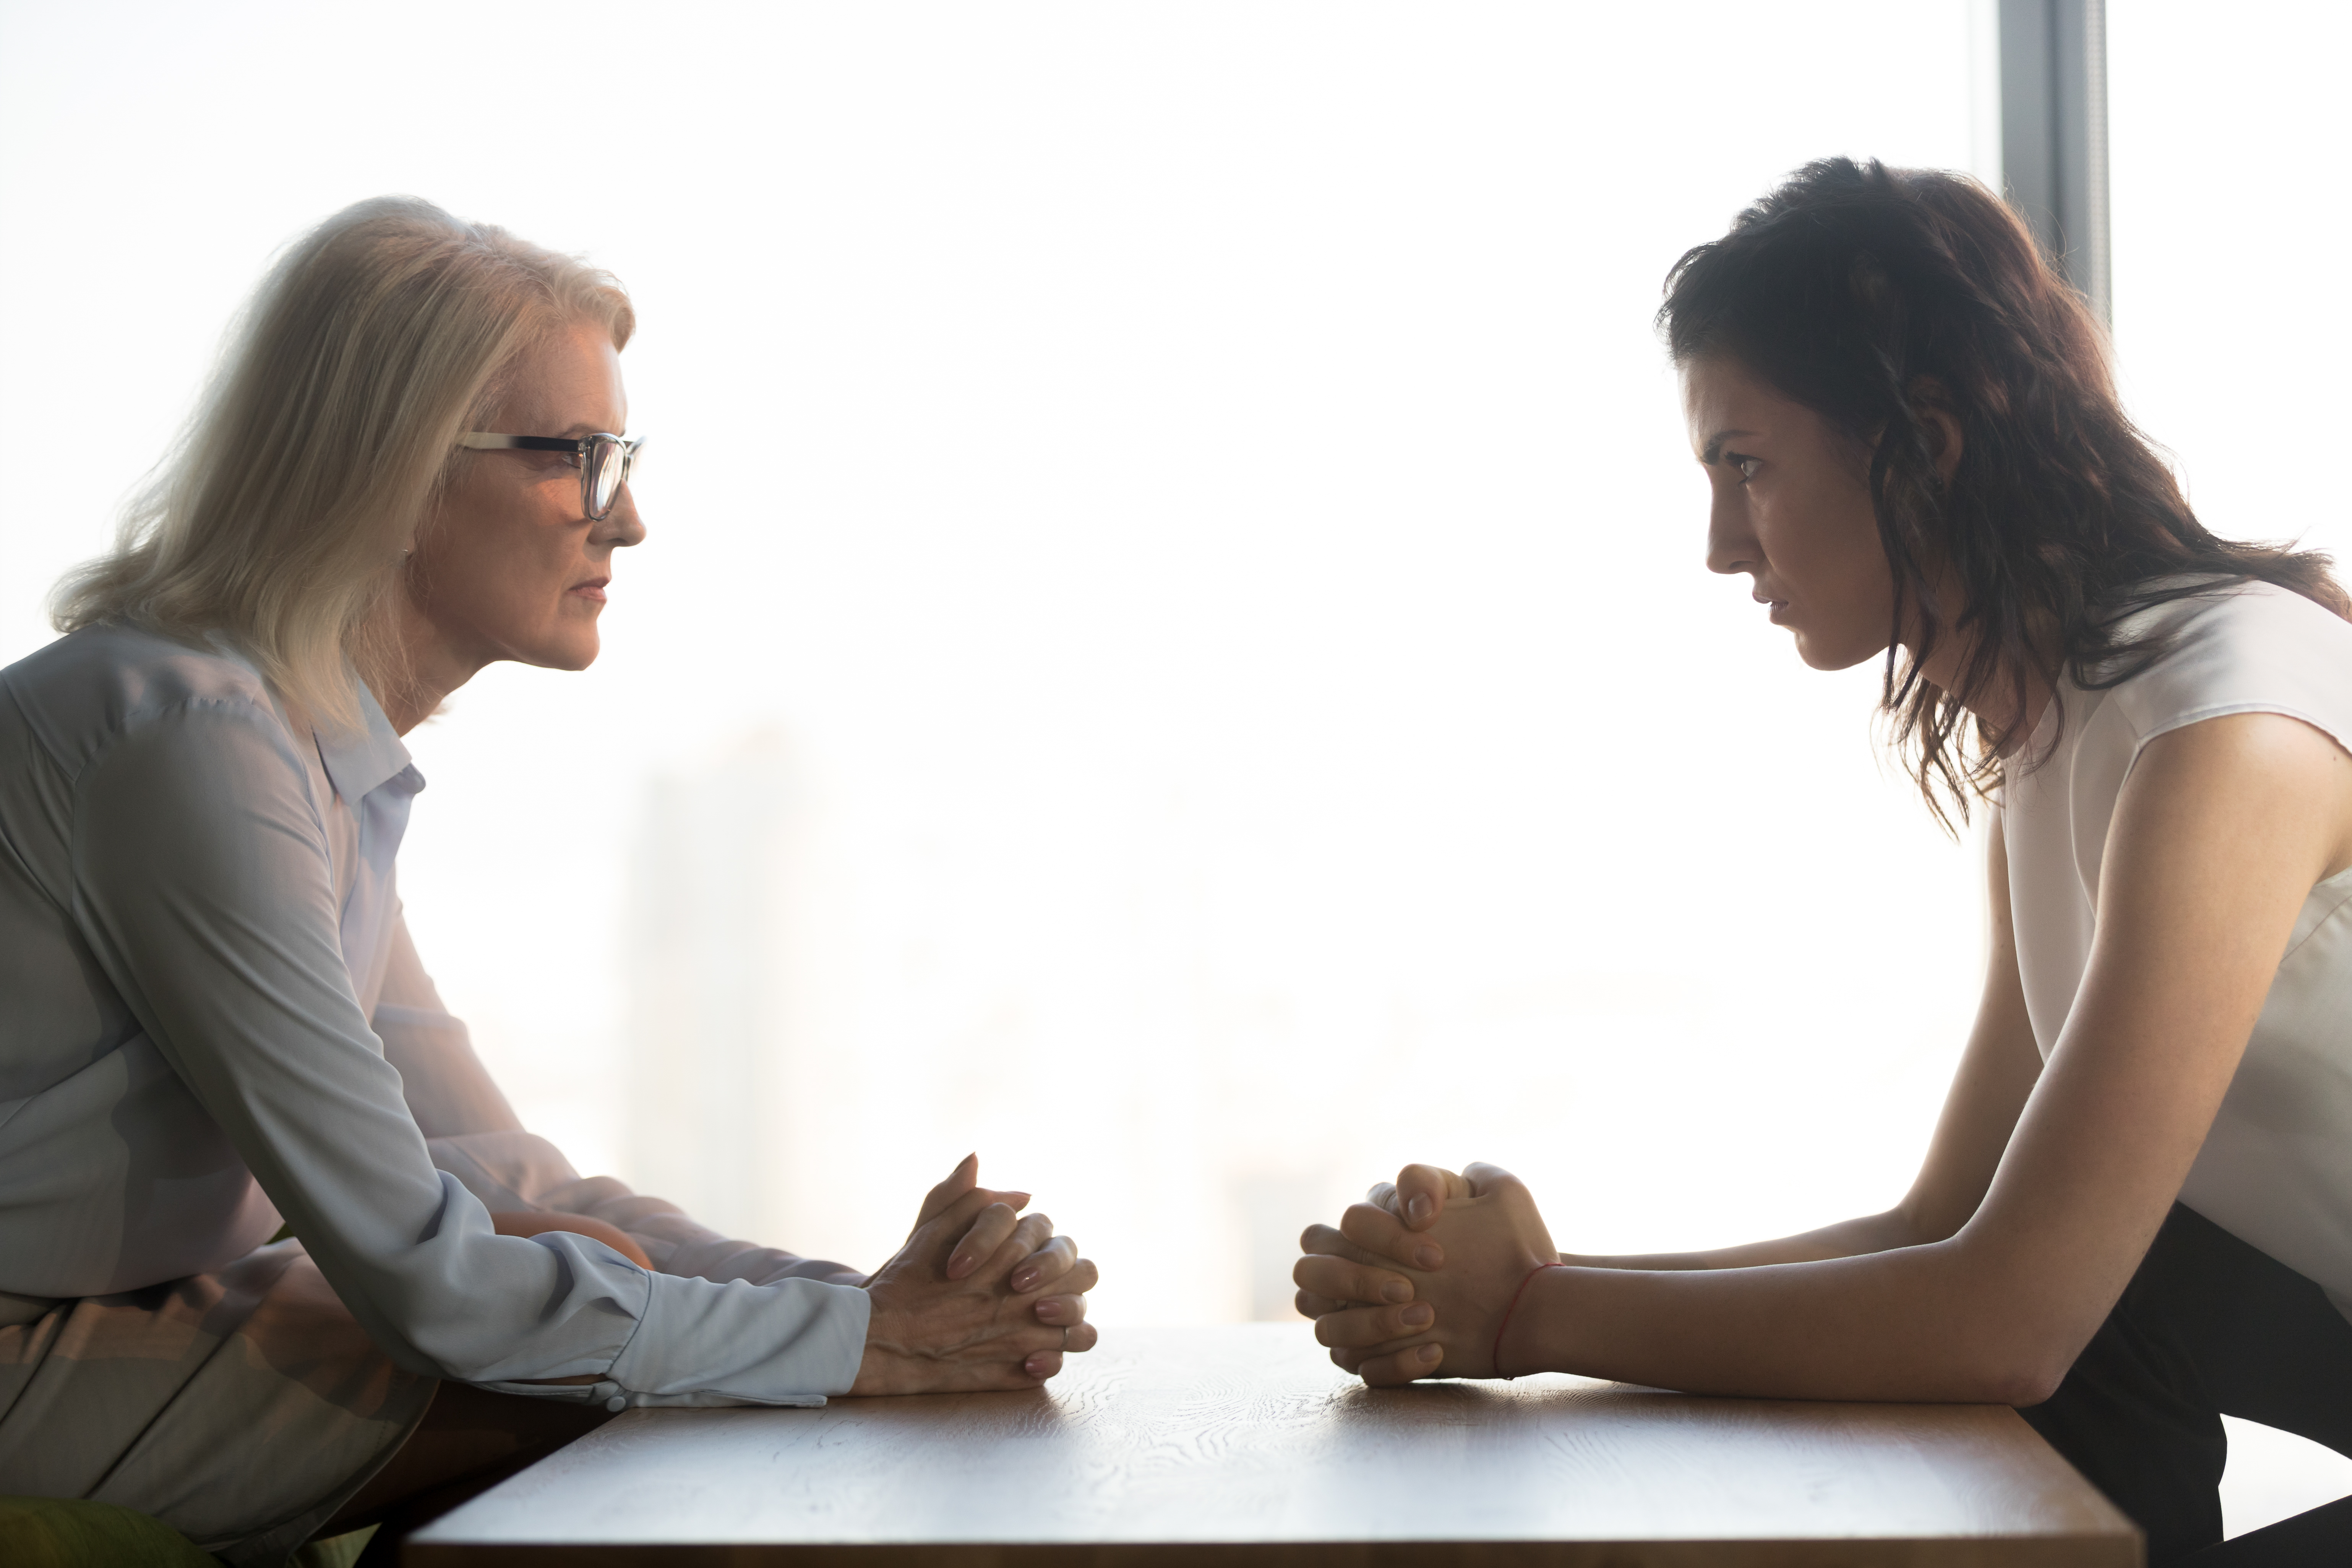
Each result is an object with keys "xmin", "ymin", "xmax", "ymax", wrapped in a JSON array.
[{"xmin": 457, "ymin": 433, "xmax": 585, "ymax": 453}]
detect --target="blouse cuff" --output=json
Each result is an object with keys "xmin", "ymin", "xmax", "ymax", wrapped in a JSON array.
[{"xmin": 602, "ymin": 1273, "xmax": 871, "ymax": 1406}]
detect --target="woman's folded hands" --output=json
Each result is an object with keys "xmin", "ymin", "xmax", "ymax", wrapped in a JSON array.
[
  {"xmin": 1293, "ymin": 1161, "xmax": 1559, "ymax": 1386},
  {"xmin": 494, "ymin": 1152, "xmax": 1095, "ymax": 1396},
  {"xmin": 851, "ymin": 1153, "xmax": 1100, "ymax": 1394}
]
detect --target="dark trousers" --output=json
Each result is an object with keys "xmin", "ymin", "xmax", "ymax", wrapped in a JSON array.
[{"xmin": 2021, "ymin": 1204, "xmax": 2352, "ymax": 1564}]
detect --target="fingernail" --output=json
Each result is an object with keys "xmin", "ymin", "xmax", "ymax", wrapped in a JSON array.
[
  {"xmin": 1414, "ymin": 1245, "xmax": 1442, "ymax": 1269},
  {"xmin": 1012, "ymin": 1270, "xmax": 1040, "ymax": 1292},
  {"xmin": 1035, "ymin": 1299, "xmax": 1062, "ymax": 1322},
  {"xmin": 1417, "ymin": 1344, "xmax": 1442, "ymax": 1365},
  {"xmin": 1408, "ymin": 1195, "xmax": 1433, "ymax": 1225},
  {"xmin": 946, "ymin": 1255, "xmax": 973, "ymax": 1280},
  {"xmin": 1024, "ymin": 1354, "xmax": 1054, "ymax": 1378},
  {"xmin": 1380, "ymin": 1281, "xmax": 1411, "ymax": 1304},
  {"xmin": 1402, "ymin": 1303, "xmax": 1434, "ymax": 1328}
]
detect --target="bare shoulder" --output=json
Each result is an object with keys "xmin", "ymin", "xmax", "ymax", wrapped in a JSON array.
[{"xmin": 2123, "ymin": 711, "xmax": 2352, "ymax": 887}]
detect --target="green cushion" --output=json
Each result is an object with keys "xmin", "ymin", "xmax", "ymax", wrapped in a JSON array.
[
  {"xmin": 0, "ymin": 1497, "xmax": 221, "ymax": 1567},
  {"xmin": 0, "ymin": 1497, "xmax": 374, "ymax": 1566},
  {"xmin": 292, "ymin": 1527, "xmax": 377, "ymax": 1567}
]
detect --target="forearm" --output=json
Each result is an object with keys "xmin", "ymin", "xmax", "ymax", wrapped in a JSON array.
[
  {"xmin": 532, "ymin": 1174, "xmax": 866, "ymax": 1286},
  {"xmin": 1564, "ymin": 1208, "xmax": 1925, "ymax": 1272},
  {"xmin": 1513, "ymin": 1240, "xmax": 2057, "ymax": 1404}
]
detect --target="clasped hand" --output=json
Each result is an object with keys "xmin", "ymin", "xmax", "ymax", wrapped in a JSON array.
[
  {"xmin": 493, "ymin": 1151, "xmax": 1095, "ymax": 1396},
  {"xmin": 852, "ymin": 1153, "xmax": 1099, "ymax": 1394},
  {"xmin": 1292, "ymin": 1161, "xmax": 1558, "ymax": 1386}
]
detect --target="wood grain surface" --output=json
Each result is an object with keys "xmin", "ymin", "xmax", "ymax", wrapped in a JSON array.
[{"xmin": 404, "ymin": 1323, "xmax": 2139, "ymax": 1567}]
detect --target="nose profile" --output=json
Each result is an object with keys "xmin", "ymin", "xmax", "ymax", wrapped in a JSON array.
[
  {"xmin": 600, "ymin": 487, "xmax": 647, "ymax": 549},
  {"xmin": 1704, "ymin": 481, "xmax": 1755, "ymax": 578}
]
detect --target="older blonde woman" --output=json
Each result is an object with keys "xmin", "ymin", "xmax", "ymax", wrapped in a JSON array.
[{"xmin": 0, "ymin": 198, "xmax": 1097, "ymax": 1563}]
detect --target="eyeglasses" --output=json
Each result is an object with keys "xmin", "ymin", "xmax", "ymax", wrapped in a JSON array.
[{"xmin": 458, "ymin": 431, "xmax": 645, "ymax": 521}]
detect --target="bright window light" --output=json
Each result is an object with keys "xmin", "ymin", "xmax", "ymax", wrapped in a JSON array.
[{"xmin": 6, "ymin": 3, "xmax": 2004, "ymax": 1326}]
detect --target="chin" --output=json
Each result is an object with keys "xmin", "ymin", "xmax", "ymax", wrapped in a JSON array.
[
  {"xmin": 527, "ymin": 632, "xmax": 602, "ymax": 672},
  {"xmin": 1793, "ymin": 634, "xmax": 1887, "ymax": 673}
]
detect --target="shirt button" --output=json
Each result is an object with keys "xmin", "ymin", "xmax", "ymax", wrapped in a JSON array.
[{"xmin": 605, "ymin": 1395, "xmax": 627, "ymax": 1413}]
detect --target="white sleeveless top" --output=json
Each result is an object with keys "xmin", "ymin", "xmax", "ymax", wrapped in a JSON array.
[{"xmin": 2004, "ymin": 580, "xmax": 2352, "ymax": 1319}]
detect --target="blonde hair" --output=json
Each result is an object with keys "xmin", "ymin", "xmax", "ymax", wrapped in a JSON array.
[{"xmin": 50, "ymin": 196, "xmax": 634, "ymax": 730}]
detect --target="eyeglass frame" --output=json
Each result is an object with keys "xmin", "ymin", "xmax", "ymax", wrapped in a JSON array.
[{"xmin": 457, "ymin": 431, "xmax": 644, "ymax": 521}]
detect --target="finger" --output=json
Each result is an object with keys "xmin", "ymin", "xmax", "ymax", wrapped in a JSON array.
[
  {"xmin": 1031, "ymin": 1292, "xmax": 1088, "ymax": 1327},
  {"xmin": 1338, "ymin": 1202, "xmax": 1444, "ymax": 1272},
  {"xmin": 974, "ymin": 1212, "xmax": 1054, "ymax": 1285},
  {"xmin": 913, "ymin": 1182, "xmax": 1013, "ymax": 1255},
  {"xmin": 1394, "ymin": 1164, "xmax": 1467, "ymax": 1231},
  {"xmin": 1046, "ymin": 1255, "xmax": 1100, "ymax": 1298},
  {"xmin": 1312, "ymin": 1300, "xmax": 1437, "ymax": 1350},
  {"xmin": 1356, "ymin": 1341, "xmax": 1446, "ymax": 1387},
  {"xmin": 912, "ymin": 1158, "xmax": 1030, "ymax": 1247},
  {"xmin": 1018, "ymin": 1319, "xmax": 1101, "ymax": 1380},
  {"xmin": 1292, "ymin": 1253, "xmax": 1415, "ymax": 1306},
  {"xmin": 979, "ymin": 1213, "xmax": 1052, "ymax": 1286},
  {"xmin": 1021, "ymin": 1322, "xmax": 1100, "ymax": 1379},
  {"xmin": 1009, "ymin": 1234, "xmax": 1077, "ymax": 1294},
  {"xmin": 1332, "ymin": 1328, "xmax": 1439, "ymax": 1376},
  {"xmin": 1298, "ymin": 1223, "xmax": 1390, "ymax": 1271},
  {"xmin": 1296, "ymin": 1289, "xmax": 1353, "ymax": 1317},
  {"xmin": 1461, "ymin": 1161, "xmax": 1525, "ymax": 1200},
  {"xmin": 945, "ymin": 1202, "xmax": 1023, "ymax": 1280},
  {"xmin": 916, "ymin": 1154, "xmax": 980, "ymax": 1227}
]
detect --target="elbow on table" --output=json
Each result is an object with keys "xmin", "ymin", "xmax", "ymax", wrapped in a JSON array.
[
  {"xmin": 1945, "ymin": 1315, "xmax": 2080, "ymax": 1409},
  {"xmin": 1974, "ymin": 1354, "xmax": 2068, "ymax": 1410},
  {"xmin": 1921, "ymin": 1239, "xmax": 2091, "ymax": 1409},
  {"xmin": 1915, "ymin": 1322, "xmax": 2069, "ymax": 1406}
]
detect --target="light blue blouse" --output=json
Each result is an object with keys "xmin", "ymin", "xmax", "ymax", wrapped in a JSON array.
[{"xmin": 0, "ymin": 623, "xmax": 870, "ymax": 1407}]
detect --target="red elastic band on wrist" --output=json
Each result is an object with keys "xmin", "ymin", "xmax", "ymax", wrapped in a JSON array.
[{"xmin": 1491, "ymin": 1262, "xmax": 1563, "ymax": 1379}]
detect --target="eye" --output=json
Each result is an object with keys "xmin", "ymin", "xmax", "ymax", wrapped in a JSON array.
[{"xmin": 1727, "ymin": 453, "xmax": 1762, "ymax": 485}]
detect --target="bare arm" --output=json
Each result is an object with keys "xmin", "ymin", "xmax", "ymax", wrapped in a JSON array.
[
  {"xmin": 1312, "ymin": 816, "xmax": 2042, "ymax": 1297},
  {"xmin": 1306, "ymin": 712, "xmax": 2352, "ymax": 1401}
]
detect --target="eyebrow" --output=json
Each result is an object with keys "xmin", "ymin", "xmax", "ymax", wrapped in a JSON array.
[{"xmin": 1698, "ymin": 428, "xmax": 1759, "ymax": 465}]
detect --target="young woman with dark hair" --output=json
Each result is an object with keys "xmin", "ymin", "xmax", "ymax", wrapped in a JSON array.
[{"xmin": 1294, "ymin": 158, "xmax": 2352, "ymax": 1564}]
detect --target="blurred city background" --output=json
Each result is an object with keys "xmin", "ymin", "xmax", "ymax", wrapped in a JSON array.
[{"xmin": 2, "ymin": 0, "xmax": 2344, "ymax": 1535}]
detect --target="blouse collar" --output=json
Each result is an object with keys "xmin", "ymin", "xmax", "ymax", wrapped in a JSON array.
[{"xmin": 314, "ymin": 676, "xmax": 421, "ymax": 804}]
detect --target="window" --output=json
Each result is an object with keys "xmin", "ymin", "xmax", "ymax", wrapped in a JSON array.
[{"xmin": 2, "ymin": 4, "xmax": 1992, "ymax": 1322}]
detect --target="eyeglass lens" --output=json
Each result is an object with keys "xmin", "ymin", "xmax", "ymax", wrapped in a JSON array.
[{"xmin": 586, "ymin": 437, "xmax": 634, "ymax": 519}]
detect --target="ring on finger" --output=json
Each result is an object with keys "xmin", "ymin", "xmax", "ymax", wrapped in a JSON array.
[{"xmin": 1061, "ymin": 1325, "xmax": 1070, "ymax": 1349}]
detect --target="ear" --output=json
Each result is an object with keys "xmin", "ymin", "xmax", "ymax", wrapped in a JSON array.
[{"xmin": 1908, "ymin": 377, "xmax": 1964, "ymax": 487}]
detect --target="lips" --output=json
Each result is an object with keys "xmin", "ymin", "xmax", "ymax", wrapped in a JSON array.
[{"xmin": 570, "ymin": 576, "xmax": 610, "ymax": 602}]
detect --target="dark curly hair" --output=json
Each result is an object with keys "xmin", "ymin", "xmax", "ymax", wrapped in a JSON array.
[{"xmin": 1659, "ymin": 156, "xmax": 2346, "ymax": 828}]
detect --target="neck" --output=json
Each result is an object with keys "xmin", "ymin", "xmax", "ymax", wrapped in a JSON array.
[
  {"xmin": 1905, "ymin": 631, "xmax": 2054, "ymax": 751},
  {"xmin": 1897, "ymin": 562, "xmax": 2057, "ymax": 748},
  {"xmin": 364, "ymin": 591, "xmax": 484, "ymax": 737}
]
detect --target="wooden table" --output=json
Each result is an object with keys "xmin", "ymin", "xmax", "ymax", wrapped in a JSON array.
[{"xmin": 406, "ymin": 1323, "xmax": 2138, "ymax": 1566}]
